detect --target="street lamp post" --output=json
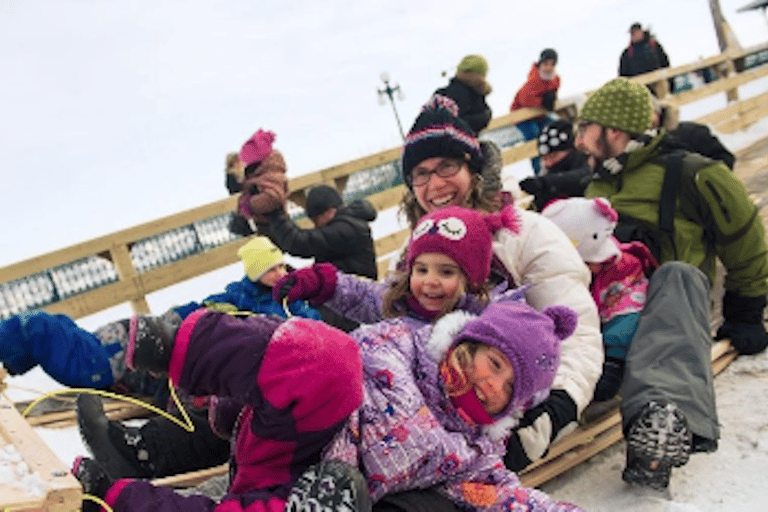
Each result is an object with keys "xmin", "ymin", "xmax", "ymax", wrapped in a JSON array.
[{"xmin": 377, "ymin": 72, "xmax": 406, "ymax": 140}]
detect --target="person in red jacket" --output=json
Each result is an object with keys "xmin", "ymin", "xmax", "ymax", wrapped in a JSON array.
[{"xmin": 510, "ymin": 48, "xmax": 561, "ymax": 175}]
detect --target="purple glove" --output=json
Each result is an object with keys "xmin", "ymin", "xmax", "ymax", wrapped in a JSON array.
[{"xmin": 273, "ymin": 263, "xmax": 338, "ymax": 306}]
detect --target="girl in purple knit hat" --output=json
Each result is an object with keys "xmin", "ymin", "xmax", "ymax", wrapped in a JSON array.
[{"xmin": 71, "ymin": 205, "xmax": 585, "ymax": 512}]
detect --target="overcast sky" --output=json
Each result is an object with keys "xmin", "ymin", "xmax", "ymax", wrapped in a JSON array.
[{"xmin": 2, "ymin": 0, "xmax": 767, "ymax": 268}]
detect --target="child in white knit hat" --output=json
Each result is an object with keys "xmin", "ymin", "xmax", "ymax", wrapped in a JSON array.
[{"xmin": 542, "ymin": 197, "xmax": 658, "ymax": 402}]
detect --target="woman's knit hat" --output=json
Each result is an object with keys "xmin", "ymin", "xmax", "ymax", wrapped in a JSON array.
[
  {"xmin": 457, "ymin": 55, "xmax": 488, "ymax": 76},
  {"xmin": 579, "ymin": 78, "xmax": 654, "ymax": 135},
  {"xmin": 406, "ymin": 204, "xmax": 519, "ymax": 289},
  {"xmin": 239, "ymin": 129, "xmax": 276, "ymax": 169},
  {"xmin": 541, "ymin": 197, "xmax": 621, "ymax": 263},
  {"xmin": 453, "ymin": 300, "xmax": 577, "ymax": 416},
  {"xmin": 401, "ymin": 95, "xmax": 484, "ymax": 189},
  {"xmin": 537, "ymin": 119, "xmax": 575, "ymax": 156},
  {"xmin": 237, "ymin": 236, "xmax": 284, "ymax": 282}
]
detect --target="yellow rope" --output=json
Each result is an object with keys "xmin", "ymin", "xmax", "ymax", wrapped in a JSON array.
[
  {"xmin": 82, "ymin": 493, "xmax": 115, "ymax": 512},
  {"xmin": 21, "ymin": 379, "xmax": 195, "ymax": 433}
]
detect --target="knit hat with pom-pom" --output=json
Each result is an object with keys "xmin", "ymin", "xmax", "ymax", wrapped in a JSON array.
[
  {"xmin": 537, "ymin": 119, "xmax": 575, "ymax": 156},
  {"xmin": 452, "ymin": 300, "xmax": 577, "ymax": 417},
  {"xmin": 407, "ymin": 204, "xmax": 519, "ymax": 289},
  {"xmin": 401, "ymin": 95, "xmax": 483, "ymax": 189}
]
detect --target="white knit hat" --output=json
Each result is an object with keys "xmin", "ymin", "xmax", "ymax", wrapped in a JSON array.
[
  {"xmin": 541, "ymin": 197, "xmax": 621, "ymax": 263},
  {"xmin": 237, "ymin": 236, "xmax": 284, "ymax": 282}
]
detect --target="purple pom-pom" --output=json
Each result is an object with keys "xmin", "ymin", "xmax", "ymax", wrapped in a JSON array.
[{"xmin": 543, "ymin": 305, "xmax": 578, "ymax": 340}]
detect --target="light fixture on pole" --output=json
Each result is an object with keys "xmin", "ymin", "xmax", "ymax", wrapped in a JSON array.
[{"xmin": 377, "ymin": 72, "xmax": 406, "ymax": 140}]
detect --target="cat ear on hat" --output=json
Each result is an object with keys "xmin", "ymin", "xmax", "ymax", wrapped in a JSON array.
[
  {"xmin": 542, "ymin": 305, "xmax": 578, "ymax": 341},
  {"xmin": 483, "ymin": 204, "xmax": 521, "ymax": 235},
  {"xmin": 593, "ymin": 197, "xmax": 619, "ymax": 223}
]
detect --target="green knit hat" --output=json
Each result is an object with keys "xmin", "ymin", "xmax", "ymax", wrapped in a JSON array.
[
  {"xmin": 579, "ymin": 78, "xmax": 653, "ymax": 135},
  {"xmin": 457, "ymin": 55, "xmax": 488, "ymax": 76}
]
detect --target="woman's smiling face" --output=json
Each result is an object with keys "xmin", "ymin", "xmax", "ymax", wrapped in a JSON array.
[{"xmin": 412, "ymin": 157, "xmax": 473, "ymax": 214}]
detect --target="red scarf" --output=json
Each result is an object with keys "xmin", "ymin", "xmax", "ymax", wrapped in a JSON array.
[{"xmin": 439, "ymin": 348, "xmax": 494, "ymax": 426}]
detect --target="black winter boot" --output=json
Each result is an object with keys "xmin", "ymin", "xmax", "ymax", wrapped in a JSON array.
[
  {"xmin": 71, "ymin": 457, "xmax": 114, "ymax": 512},
  {"xmin": 77, "ymin": 394, "xmax": 149, "ymax": 479},
  {"xmin": 286, "ymin": 460, "xmax": 372, "ymax": 512},
  {"xmin": 622, "ymin": 401, "xmax": 692, "ymax": 490},
  {"xmin": 126, "ymin": 315, "xmax": 179, "ymax": 374}
]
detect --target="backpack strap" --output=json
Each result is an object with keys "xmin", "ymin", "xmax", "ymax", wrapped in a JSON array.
[{"xmin": 657, "ymin": 149, "xmax": 685, "ymax": 237}]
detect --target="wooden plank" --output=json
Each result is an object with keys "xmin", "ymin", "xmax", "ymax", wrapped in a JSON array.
[
  {"xmin": 366, "ymin": 185, "xmax": 407, "ymax": 213},
  {"xmin": 374, "ymin": 228, "xmax": 410, "ymax": 257},
  {"xmin": 695, "ymin": 89, "xmax": 768, "ymax": 126},
  {"xmin": 502, "ymin": 140, "xmax": 538, "ymax": 164},
  {"xmin": 0, "ymin": 392, "xmax": 82, "ymax": 512},
  {"xmin": 717, "ymin": 101, "xmax": 768, "ymax": 133},
  {"xmin": 666, "ymin": 63, "xmax": 768, "ymax": 107},
  {"xmin": 152, "ymin": 463, "xmax": 229, "ymax": 489}
]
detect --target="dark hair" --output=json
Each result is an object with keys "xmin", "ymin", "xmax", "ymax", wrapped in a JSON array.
[{"xmin": 538, "ymin": 48, "xmax": 558, "ymax": 65}]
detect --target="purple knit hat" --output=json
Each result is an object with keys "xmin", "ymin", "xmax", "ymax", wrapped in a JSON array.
[
  {"xmin": 452, "ymin": 301, "xmax": 577, "ymax": 416},
  {"xmin": 407, "ymin": 204, "xmax": 520, "ymax": 289},
  {"xmin": 239, "ymin": 129, "xmax": 276, "ymax": 168}
]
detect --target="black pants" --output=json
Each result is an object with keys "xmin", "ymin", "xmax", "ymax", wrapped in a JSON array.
[{"xmin": 142, "ymin": 408, "xmax": 230, "ymax": 478}]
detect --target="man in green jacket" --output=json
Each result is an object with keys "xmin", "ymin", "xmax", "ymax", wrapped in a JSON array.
[{"xmin": 574, "ymin": 77, "xmax": 768, "ymax": 490}]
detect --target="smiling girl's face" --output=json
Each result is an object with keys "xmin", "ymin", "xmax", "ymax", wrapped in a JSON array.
[
  {"xmin": 409, "ymin": 253, "xmax": 466, "ymax": 312},
  {"xmin": 464, "ymin": 345, "xmax": 515, "ymax": 415}
]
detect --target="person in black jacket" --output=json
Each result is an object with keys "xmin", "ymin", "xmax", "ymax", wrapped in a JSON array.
[
  {"xmin": 519, "ymin": 119, "xmax": 594, "ymax": 211},
  {"xmin": 434, "ymin": 54, "xmax": 492, "ymax": 134},
  {"xmin": 619, "ymin": 22, "xmax": 670, "ymax": 79},
  {"xmin": 265, "ymin": 184, "xmax": 378, "ymax": 281}
]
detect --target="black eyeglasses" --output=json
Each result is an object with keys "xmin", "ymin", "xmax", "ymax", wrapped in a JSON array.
[{"xmin": 410, "ymin": 160, "xmax": 464, "ymax": 187}]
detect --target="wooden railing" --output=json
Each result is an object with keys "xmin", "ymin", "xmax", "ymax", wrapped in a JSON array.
[{"xmin": 2, "ymin": 42, "xmax": 768, "ymax": 320}]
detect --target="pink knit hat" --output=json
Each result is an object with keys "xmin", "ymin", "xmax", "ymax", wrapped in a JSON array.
[
  {"xmin": 453, "ymin": 300, "xmax": 577, "ymax": 417},
  {"xmin": 239, "ymin": 129, "xmax": 276, "ymax": 168},
  {"xmin": 406, "ymin": 204, "xmax": 519, "ymax": 289}
]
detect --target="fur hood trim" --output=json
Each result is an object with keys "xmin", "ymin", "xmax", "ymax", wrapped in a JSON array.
[{"xmin": 425, "ymin": 310, "xmax": 477, "ymax": 362}]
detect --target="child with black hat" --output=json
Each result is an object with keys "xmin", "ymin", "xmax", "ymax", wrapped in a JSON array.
[{"xmin": 518, "ymin": 119, "xmax": 594, "ymax": 211}]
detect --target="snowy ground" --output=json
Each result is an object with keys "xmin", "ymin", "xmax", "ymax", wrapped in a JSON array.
[{"xmin": 7, "ymin": 106, "xmax": 768, "ymax": 511}]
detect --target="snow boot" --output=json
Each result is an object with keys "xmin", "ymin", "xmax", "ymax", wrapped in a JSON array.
[
  {"xmin": 76, "ymin": 394, "xmax": 149, "ymax": 479},
  {"xmin": 622, "ymin": 401, "xmax": 692, "ymax": 490},
  {"xmin": 126, "ymin": 314, "xmax": 179, "ymax": 375},
  {"xmin": 285, "ymin": 460, "xmax": 372, "ymax": 512},
  {"xmin": 71, "ymin": 456, "xmax": 114, "ymax": 512}
]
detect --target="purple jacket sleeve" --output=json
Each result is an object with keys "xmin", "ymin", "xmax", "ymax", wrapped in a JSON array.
[{"xmin": 321, "ymin": 271, "xmax": 390, "ymax": 325}]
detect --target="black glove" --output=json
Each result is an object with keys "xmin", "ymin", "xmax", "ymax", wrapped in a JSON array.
[
  {"xmin": 504, "ymin": 389, "xmax": 578, "ymax": 471},
  {"xmin": 275, "ymin": 275, "xmax": 296, "ymax": 304},
  {"xmin": 228, "ymin": 214, "xmax": 255, "ymax": 237},
  {"xmin": 542, "ymin": 90, "xmax": 557, "ymax": 111},
  {"xmin": 592, "ymin": 357, "xmax": 625, "ymax": 402},
  {"xmin": 715, "ymin": 290, "xmax": 768, "ymax": 355},
  {"xmin": 519, "ymin": 177, "xmax": 544, "ymax": 196}
]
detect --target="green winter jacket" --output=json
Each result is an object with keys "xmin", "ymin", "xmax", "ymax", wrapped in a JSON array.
[{"xmin": 586, "ymin": 132, "xmax": 768, "ymax": 297}]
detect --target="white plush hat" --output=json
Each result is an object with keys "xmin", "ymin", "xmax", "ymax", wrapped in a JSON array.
[{"xmin": 541, "ymin": 197, "xmax": 621, "ymax": 263}]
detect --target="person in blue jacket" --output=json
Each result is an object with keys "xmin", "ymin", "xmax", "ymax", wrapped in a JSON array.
[{"xmin": 0, "ymin": 236, "xmax": 320, "ymax": 393}]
